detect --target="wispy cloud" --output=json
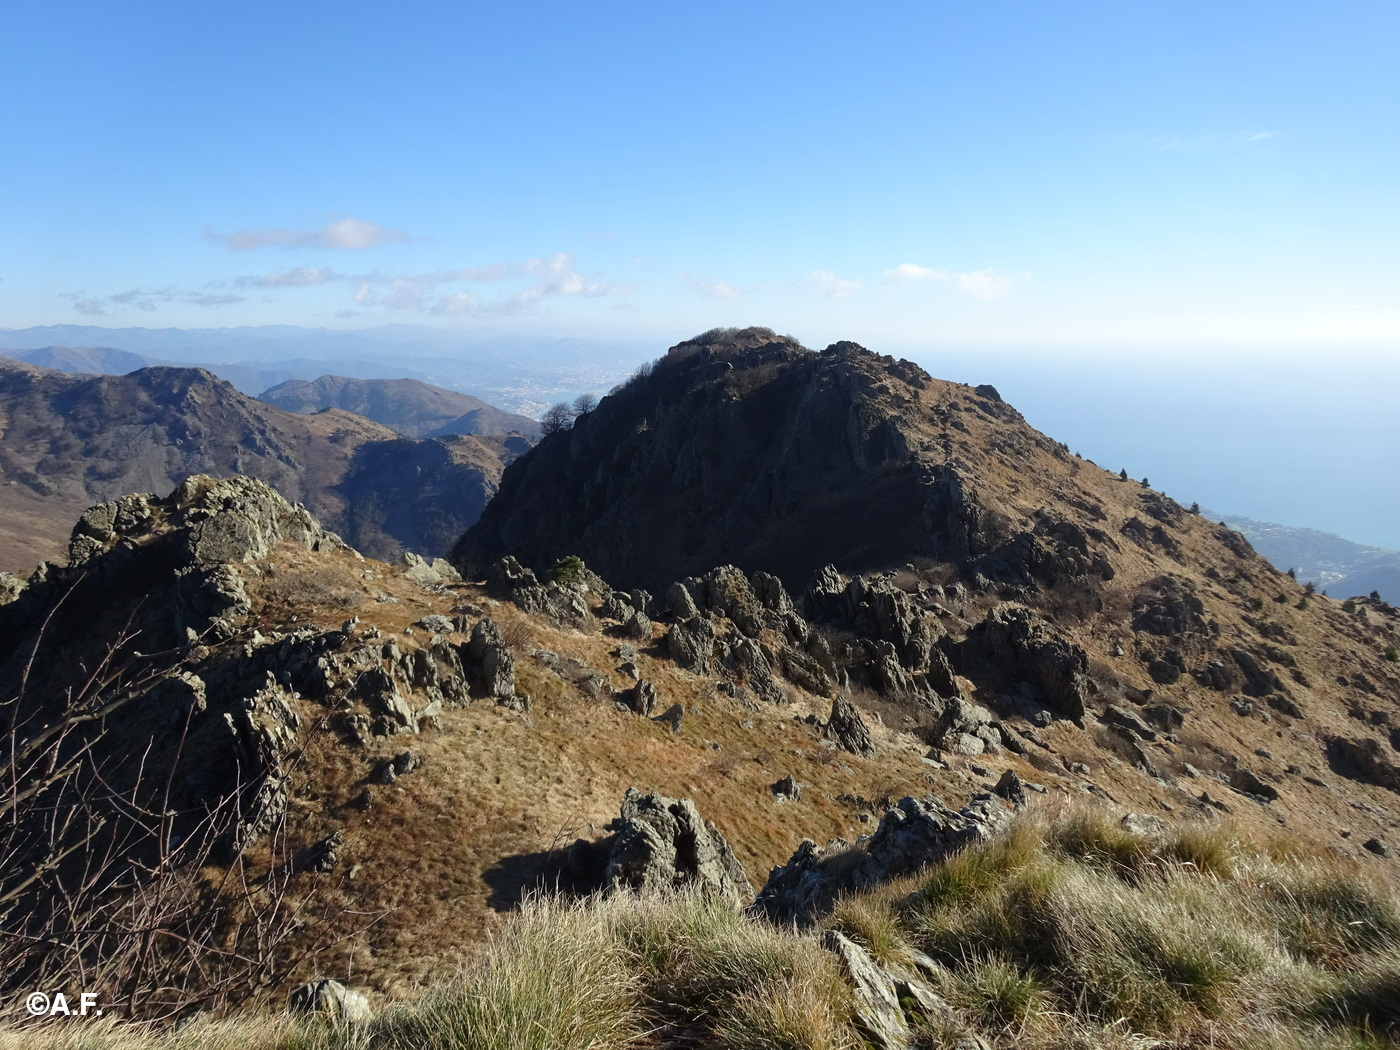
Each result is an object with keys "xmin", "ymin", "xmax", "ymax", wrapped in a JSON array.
[
  {"xmin": 233, "ymin": 266, "xmax": 342, "ymax": 288},
  {"xmin": 1114, "ymin": 129, "xmax": 1282, "ymax": 153},
  {"xmin": 806, "ymin": 270, "xmax": 861, "ymax": 298},
  {"xmin": 679, "ymin": 272, "xmax": 741, "ymax": 300},
  {"xmin": 883, "ymin": 263, "xmax": 1013, "ymax": 300},
  {"xmin": 69, "ymin": 286, "xmax": 248, "ymax": 314},
  {"xmin": 204, "ymin": 217, "xmax": 411, "ymax": 251},
  {"xmin": 73, "ymin": 252, "xmax": 628, "ymax": 318}
]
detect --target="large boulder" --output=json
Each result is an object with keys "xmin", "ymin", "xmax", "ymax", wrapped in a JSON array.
[
  {"xmin": 603, "ymin": 788, "xmax": 752, "ymax": 899},
  {"xmin": 825, "ymin": 694, "xmax": 875, "ymax": 757}
]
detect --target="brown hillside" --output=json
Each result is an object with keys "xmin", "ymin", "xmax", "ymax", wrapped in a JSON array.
[
  {"xmin": 2, "ymin": 321, "xmax": 1397, "ymax": 1020},
  {"xmin": 0, "ymin": 359, "xmax": 519, "ymax": 566}
]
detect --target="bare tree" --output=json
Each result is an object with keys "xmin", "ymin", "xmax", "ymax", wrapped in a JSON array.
[
  {"xmin": 571, "ymin": 392, "xmax": 598, "ymax": 416},
  {"xmin": 540, "ymin": 402, "xmax": 574, "ymax": 436}
]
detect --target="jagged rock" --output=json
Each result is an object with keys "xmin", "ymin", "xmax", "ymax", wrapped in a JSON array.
[
  {"xmin": 464, "ymin": 618, "xmax": 516, "ymax": 700},
  {"xmin": 652, "ymin": 703, "xmax": 684, "ymax": 734},
  {"xmin": 604, "ymin": 788, "xmax": 752, "ymax": 898},
  {"xmin": 993, "ymin": 769, "xmax": 1027, "ymax": 806},
  {"xmin": 485, "ymin": 556, "xmax": 592, "ymax": 625},
  {"xmin": 289, "ymin": 979, "xmax": 373, "ymax": 1023},
  {"xmin": 618, "ymin": 608, "xmax": 652, "ymax": 641},
  {"xmin": 1364, "ymin": 837, "xmax": 1394, "ymax": 858},
  {"xmin": 667, "ymin": 615, "xmax": 716, "ymax": 674},
  {"xmin": 0, "ymin": 571, "xmax": 25, "ymax": 606},
  {"xmin": 1267, "ymin": 694, "xmax": 1306, "ymax": 719},
  {"xmin": 485, "ymin": 555, "xmax": 539, "ymax": 592},
  {"xmin": 755, "ymin": 794, "xmax": 1010, "ymax": 923},
  {"xmin": 1144, "ymin": 703, "xmax": 1185, "ymax": 730},
  {"xmin": 296, "ymin": 830, "xmax": 345, "ymax": 873},
  {"xmin": 1133, "ymin": 576, "xmax": 1207, "ymax": 638},
  {"xmin": 1232, "ymin": 648, "xmax": 1284, "ymax": 697},
  {"xmin": 621, "ymin": 679, "xmax": 657, "ymax": 716},
  {"xmin": 665, "ymin": 581, "xmax": 700, "ymax": 620},
  {"xmin": 825, "ymin": 695, "xmax": 875, "ymax": 757},
  {"xmin": 1326, "ymin": 736, "xmax": 1400, "ymax": 793},
  {"xmin": 721, "ymin": 634, "xmax": 785, "ymax": 703},
  {"xmin": 821, "ymin": 931, "xmax": 911, "ymax": 1050},
  {"xmin": 353, "ymin": 667, "xmax": 418, "ymax": 736},
  {"xmin": 1104, "ymin": 705, "xmax": 1157, "ymax": 741},
  {"xmin": 222, "ymin": 678, "xmax": 302, "ymax": 850},
  {"xmin": 772, "ymin": 774, "xmax": 802, "ymax": 800},
  {"xmin": 982, "ymin": 604, "xmax": 1089, "ymax": 721}
]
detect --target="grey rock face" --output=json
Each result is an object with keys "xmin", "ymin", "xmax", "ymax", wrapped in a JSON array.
[
  {"xmin": 464, "ymin": 618, "xmax": 516, "ymax": 701},
  {"xmin": 772, "ymin": 774, "xmax": 802, "ymax": 801},
  {"xmin": 821, "ymin": 931, "xmax": 911, "ymax": 1050},
  {"xmin": 666, "ymin": 615, "xmax": 716, "ymax": 674},
  {"xmin": 993, "ymin": 769, "xmax": 1027, "ymax": 806},
  {"xmin": 825, "ymin": 694, "xmax": 875, "ymax": 757},
  {"xmin": 755, "ymin": 794, "xmax": 1009, "ymax": 924},
  {"xmin": 665, "ymin": 581, "xmax": 700, "ymax": 621},
  {"xmin": 222, "ymin": 677, "xmax": 302, "ymax": 851},
  {"xmin": 604, "ymin": 788, "xmax": 752, "ymax": 898}
]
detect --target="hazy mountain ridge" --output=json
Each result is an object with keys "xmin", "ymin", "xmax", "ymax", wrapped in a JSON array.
[
  {"xmin": 257, "ymin": 374, "xmax": 540, "ymax": 439},
  {"xmin": 0, "ymin": 324, "xmax": 649, "ymax": 414}
]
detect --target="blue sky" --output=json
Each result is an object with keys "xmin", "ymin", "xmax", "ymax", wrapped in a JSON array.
[{"xmin": 4, "ymin": 0, "xmax": 1399, "ymax": 351}]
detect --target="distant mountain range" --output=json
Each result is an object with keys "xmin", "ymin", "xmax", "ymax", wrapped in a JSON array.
[
  {"xmin": 0, "ymin": 358, "xmax": 527, "ymax": 567},
  {"xmin": 0, "ymin": 324, "xmax": 651, "ymax": 415},
  {"xmin": 258, "ymin": 375, "xmax": 539, "ymax": 438}
]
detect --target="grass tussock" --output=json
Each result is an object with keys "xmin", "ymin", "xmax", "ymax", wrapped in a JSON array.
[{"xmin": 4, "ymin": 808, "xmax": 1398, "ymax": 1050}]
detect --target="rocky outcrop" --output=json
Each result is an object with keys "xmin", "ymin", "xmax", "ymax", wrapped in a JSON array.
[
  {"xmin": 602, "ymin": 788, "xmax": 752, "ymax": 899},
  {"xmin": 981, "ymin": 604, "xmax": 1089, "ymax": 721},
  {"xmin": 754, "ymin": 794, "xmax": 1010, "ymax": 923},
  {"xmin": 485, "ymin": 555, "xmax": 594, "ymax": 625},
  {"xmin": 1326, "ymin": 735, "xmax": 1400, "ymax": 793},
  {"xmin": 464, "ymin": 618, "xmax": 516, "ymax": 701},
  {"xmin": 825, "ymin": 694, "xmax": 875, "ymax": 757}
]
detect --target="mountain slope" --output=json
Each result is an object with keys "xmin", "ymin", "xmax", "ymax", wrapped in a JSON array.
[
  {"xmin": 1329, "ymin": 554, "xmax": 1400, "ymax": 603},
  {"xmin": 0, "ymin": 359, "xmax": 514, "ymax": 567},
  {"xmin": 258, "ymin": 374, "xmax": 540, "ymax": 438},
  {"xmin": 4, "ymin": 344, "xmax": 171, "ymax": 373}
]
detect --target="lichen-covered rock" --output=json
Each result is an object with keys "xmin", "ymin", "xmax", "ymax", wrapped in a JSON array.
[{"xmin": 604, "ymin": 788, "xmax": 752, "ymax": 898}]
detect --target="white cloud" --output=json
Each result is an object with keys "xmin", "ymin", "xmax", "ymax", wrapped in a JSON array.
[
  {"xmin": 882, "ymin": 263, "xmax": 1013, "ymax": 300},
  {"xmin": 235, "ymin": 266, "xmax": 342, "ymax": 288},
  {"xmin": 680, "ymin": 273, "xmax": 741, "ymax": 300},
  {"xmin": 73, "ymin": 298, "xmax": 106, "ymax": 316},
  {"xmin": 204, "ymin": 217, "xmax": 411, "ymax": 251},
  {"xmin": 806, "ymin": 270, "xmax": 861, "ymax": 298}
]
